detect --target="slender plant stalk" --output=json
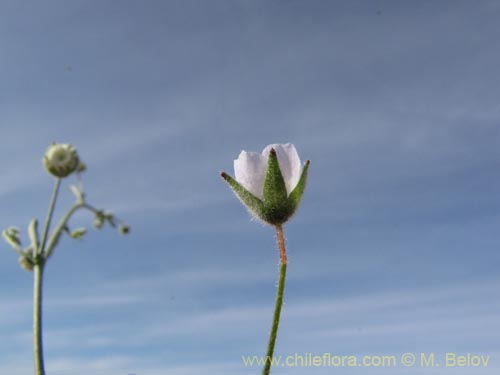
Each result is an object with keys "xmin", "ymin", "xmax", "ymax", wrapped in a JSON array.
[
  {"xmin": 33, "ymin": 263, "xmax": 45, "ymax": 375},
  {"xmin": 44, "ymin": 202, "xmax": 95, "ymax": 260},
  {"xmin": 38, "ymin": 178, "xmax": 61, "ymax": 257},
  {"xmin": 262, "ymin": 224, "xmax": 288, "ymax": 375},
  {"xmin": 33, "ymin": 178, "xmax": 61, "ymax": 375}
]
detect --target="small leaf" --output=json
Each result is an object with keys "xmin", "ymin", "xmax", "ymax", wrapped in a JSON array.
[
  {"xmin": 2, "ymin": 227, "xmax": 22, "ymax": 251},
  {"xmin": 69, "ymin": 185, "xmax": 83, "ymax": 201},
  {"xmin": 28, "ymin": 219, "xmax": 40, "ymax": 251},
  {"xmin": 287, "ymin": 160, "xmax": 310, "ymax": 208},
  {"xmin": 70, "ymin": 227, "xmax": 87, "ymax": 240}
]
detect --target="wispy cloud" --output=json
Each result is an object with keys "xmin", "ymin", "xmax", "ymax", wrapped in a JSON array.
[{"xmin": 1, "ymin": 277, "xmax": 498, "ymax": 374}]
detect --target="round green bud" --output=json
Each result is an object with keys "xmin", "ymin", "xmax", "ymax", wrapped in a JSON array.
[
  {"xmin": 43, "ymin": 143, "xmax": 80, "ymax": 178},
  {"xmin": 119, "ymin": 224, "xmax": 130, "ymax": 235},
  {"xmin": 19, "ymin": 256, "xmax": 34, "ymax": 272}
]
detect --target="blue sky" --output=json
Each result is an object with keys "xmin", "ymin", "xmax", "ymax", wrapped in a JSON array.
[{"xmin": 1, "ymin": 0, "xmax": 500, "ymax": 374}]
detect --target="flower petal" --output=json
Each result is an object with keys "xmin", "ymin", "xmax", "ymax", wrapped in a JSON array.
[
  {"xmin": 234, "ymin": 150, "xmax": 267, "ymax": 199},
  {"xmin": 262, "ymin": 143, "xmax": 301, "ymax": 195}
]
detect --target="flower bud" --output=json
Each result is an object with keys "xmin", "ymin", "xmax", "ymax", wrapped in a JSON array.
[
  {"xmin": 93, "ymin": 216, "xmax": 104, "ymax": 229},
  {"xmin": 76, "ymin": 161, "xmax": 87, "ymax": 173},
  {"xmin": 221, "ymin": 143, "xmax": 310, "ymax": 225},
  {"xmin": 119, "ymin": 224, "xmax": 130, "ymax": 235},
  {"xmin": 43, "ymin": 143, "xmax": 80, "ymax": 178},
  {"xmin": 70, "ymin": 227, "xmax": 87, "ymax": 239},
  {"xmin": 94, "ymin": 210, "xmax": 111, "ymax": 229},
  {"xmin": 19, "ymin": 256, "xmax": 34, "ymax": 272}
]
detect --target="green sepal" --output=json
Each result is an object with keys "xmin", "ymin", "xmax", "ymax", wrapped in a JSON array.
[
  {"xmin": 260, "ymin": 149, "xmax": 296, "ymax": 225},
  {"xmin": 221, "ymin": 172, "xmax": 265, "ymax": 219},
  {"xmin": 263, "ymin": 150, "xmax": 288, "ymax": 207},
  {"xmin": 287, "ymin": 160, "xmax": 310, "ymax": 213}
]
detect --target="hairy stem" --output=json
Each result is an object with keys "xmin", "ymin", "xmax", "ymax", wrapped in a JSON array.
[
  {"xmin": 32, "ymin": 178, "xmax": 61, "ymax": 375},
  {"xmin": 276, "ymin": 224, "xmax": 287, "ymax": 264},
  {"xmin": 33, "ymin": 263, "xmax": 45, "ymax": 375},
  {"xmin": 262, "ymin": 224, "xmax": 288, "ymax": 375}
]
